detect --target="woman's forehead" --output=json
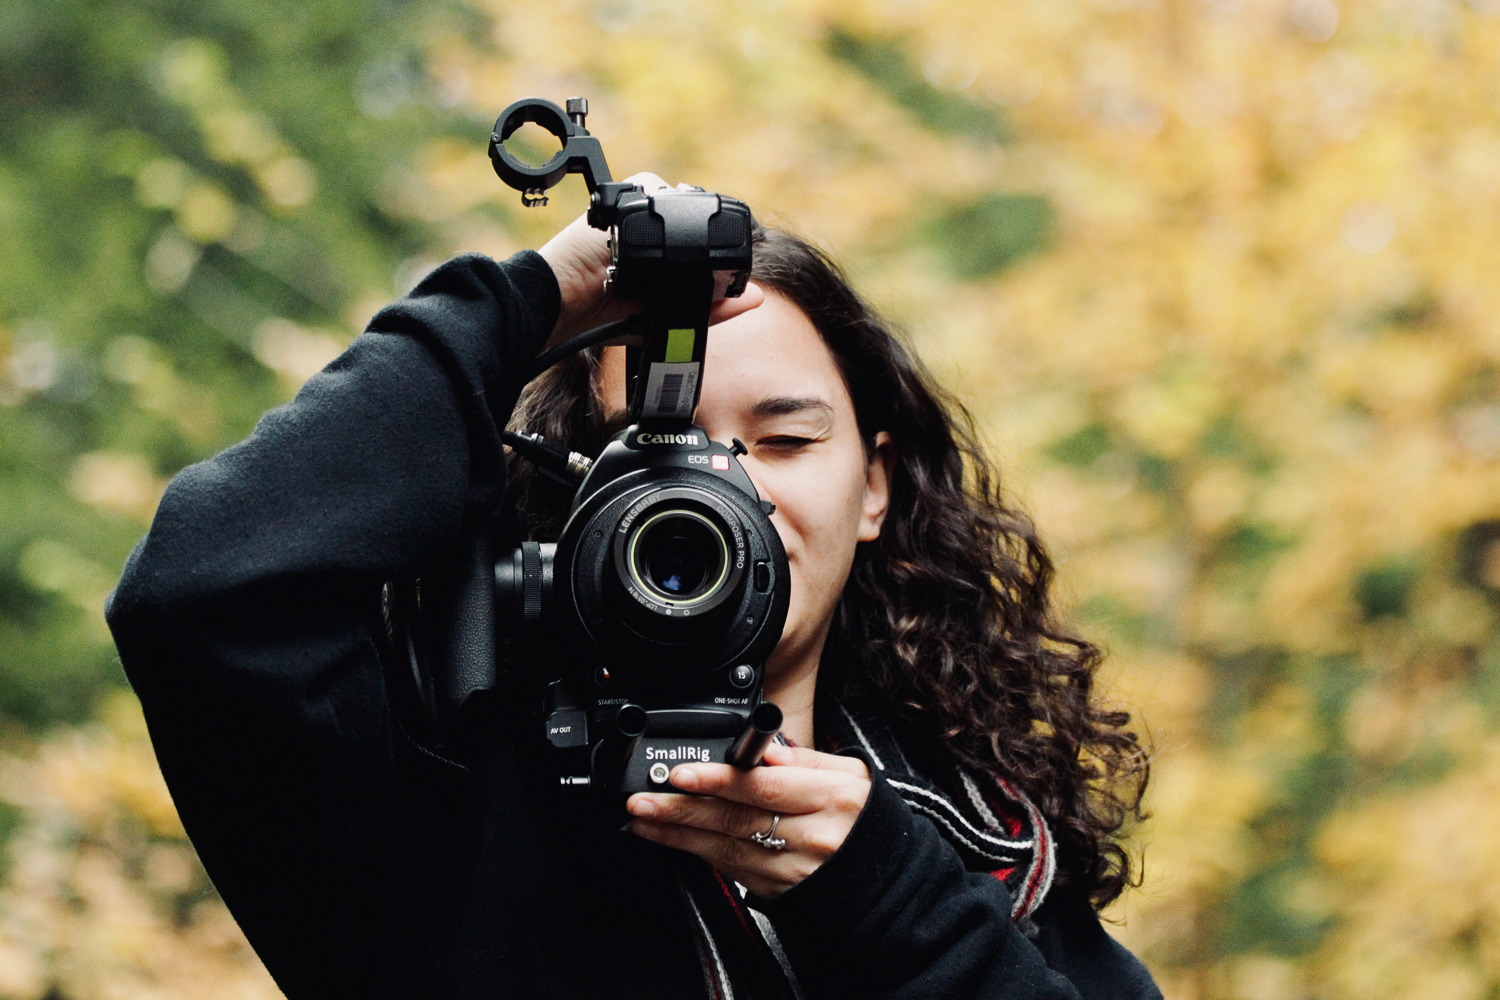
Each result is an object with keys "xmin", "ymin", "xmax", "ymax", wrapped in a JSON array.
[
  {"xmin": 698, "ymin": 293, "xmax": 850, "ymax": 415},
  {"xmin": 597, "ymin": 291, "xmax": 852, "ymax": 421}
]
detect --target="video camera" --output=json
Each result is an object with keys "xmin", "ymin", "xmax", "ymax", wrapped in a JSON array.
[{"xmin": 471, "ymin": 97, "xmax": 789, "ymax": 799}]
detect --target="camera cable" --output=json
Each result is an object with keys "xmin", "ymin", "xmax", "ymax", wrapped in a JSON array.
[{"xmin": 524, "ymin": 313, "xmax": 648, "ymax": 383}]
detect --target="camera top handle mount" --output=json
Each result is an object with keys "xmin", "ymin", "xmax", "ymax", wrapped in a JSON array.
[
  {"xmin": 489, "ymin": 97, "xmax": 612, "ymax": 204},
  {"xmin": 489, "ymin": 97, "xmax": 754, "ymax": 427}
]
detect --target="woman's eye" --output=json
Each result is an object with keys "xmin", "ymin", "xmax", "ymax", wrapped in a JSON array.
[{"xmin": 758, "ymin": 436, "xmax": 815, "ymax": 451}]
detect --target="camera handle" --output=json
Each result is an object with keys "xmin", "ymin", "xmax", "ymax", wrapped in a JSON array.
[{"xmin": 491, "ymin": 97, "xmax": 749, "ymax": 429}]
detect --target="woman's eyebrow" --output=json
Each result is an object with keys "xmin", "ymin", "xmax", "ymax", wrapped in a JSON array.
[{"xmin": 750, "ymin": 395, "xmax": 834, "ymax": 419}]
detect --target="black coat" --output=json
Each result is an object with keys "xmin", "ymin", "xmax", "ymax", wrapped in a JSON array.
[{"xmin": 106, "ymin": 252, "xmax": 1162, "ymax": 1000}]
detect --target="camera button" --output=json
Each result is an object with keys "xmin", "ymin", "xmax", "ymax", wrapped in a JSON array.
[
  {"xmin": 730, "ymin": 664, "xmax": 755, "ymax": 688},
  {"xmin": 648, "ymin": 762, "xmax": 671, "ymax": 785}
]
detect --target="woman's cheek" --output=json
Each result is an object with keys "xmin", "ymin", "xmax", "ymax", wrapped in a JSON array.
[
  {"xmin": 756, "ymin": 468, "xmax": 816, "ymax": 632},
  {"xmin": 751, "ymin": 465, "xmax": 797, "ymax": 553},
  {"xmin": 754, "ymin": 454, "xmax": 863, "ymax": 617}
]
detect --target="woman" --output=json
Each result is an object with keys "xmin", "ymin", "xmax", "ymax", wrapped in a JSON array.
[{"xmin": 106, "ymin": 177, "xmax": 1157, "ymax": 999}]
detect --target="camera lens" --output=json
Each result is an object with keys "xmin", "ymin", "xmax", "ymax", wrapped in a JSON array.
[
  {"xmin": 641, "ymin": 517, "xmax": 712, "ymax": 595},
  {"xmin": 628, "ymin": 510, "xmax": 729, "ymax": 605},
  {"xmin": 598, "ymin": 486, "xmax": 751, "ymax": 633}
]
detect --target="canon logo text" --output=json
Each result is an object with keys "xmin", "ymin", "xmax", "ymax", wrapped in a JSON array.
[{"xmin": 637, "ymin": 432, "xmax": 703, "ymax": 446}]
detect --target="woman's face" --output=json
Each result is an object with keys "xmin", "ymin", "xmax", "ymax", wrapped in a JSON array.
[{"xmin": 599, "ymin": 291, "xmax": 892, "ymax": 681}]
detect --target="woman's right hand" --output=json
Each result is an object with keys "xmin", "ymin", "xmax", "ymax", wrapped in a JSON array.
[{"xmin": 535, "ymin": 172, "xmax": 763, "ymax": 353}]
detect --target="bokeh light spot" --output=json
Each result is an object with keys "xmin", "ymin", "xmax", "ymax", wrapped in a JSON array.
[{"xmin": 1342, "ymin": 199, "xmax": 1395, "ymax": 254}]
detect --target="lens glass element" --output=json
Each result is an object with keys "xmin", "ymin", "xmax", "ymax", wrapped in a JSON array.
[{"xmin": 628, "ymin": 510, "xmax": 729, "ymax": 606}]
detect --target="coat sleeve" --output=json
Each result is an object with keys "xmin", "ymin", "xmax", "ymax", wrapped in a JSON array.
[
  {"xmin": 104, "ymin": 252, "xmax": 560, "ymax": 999},
  {"xmin": 755, "ymin": 758, "xmax": 1162, "ymax": 1000}
]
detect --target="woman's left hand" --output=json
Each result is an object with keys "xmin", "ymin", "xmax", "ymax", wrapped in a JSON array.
[{"xmin": 625, "ymin": 742, "xmax": 872, "ymax": 900}]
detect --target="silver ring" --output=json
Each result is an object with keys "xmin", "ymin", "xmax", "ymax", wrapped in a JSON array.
[{"xmin": 749, "ymin": 814, "xmax": 786, "ymax": 850}]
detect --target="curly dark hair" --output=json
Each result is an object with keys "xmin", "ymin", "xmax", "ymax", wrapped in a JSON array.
[{"xmin": 504, "ymin": 226, "xmax": 1149, "ymax": 908}]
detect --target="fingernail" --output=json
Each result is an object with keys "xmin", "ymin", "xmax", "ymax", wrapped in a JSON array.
[
  {"xmin": 672, "ymin": 767, "xmax": 698, "ymax": 790},
  {"xmin": 630, "ymin": 798, "xmax": 658, "ymax": 818}
]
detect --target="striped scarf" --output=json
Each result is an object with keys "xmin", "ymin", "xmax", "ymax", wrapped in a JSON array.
[{"xmin": 676, "ymin": 696, "xmax": 1057, "ymax": 1000}]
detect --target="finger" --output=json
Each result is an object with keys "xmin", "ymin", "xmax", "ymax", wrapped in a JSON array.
[
  {"xmin": 629, "ymin": 818, "xmax": 802, "ymax": 888},
  {"xmin": 668, "ymin": 762, "xmax": 869, "ymax": 815},
  {"xmin": 707, "ymin": 281, "xmax": 764, "ymax": 326},
  {"xmin": 761, "ymin": 742, "xmax": 871, "ymax": 779},
  {"xmin": 627, "ymin": 790, "xmax": 774, "ymax": 840},
  {"xmin": 623, "ymin": 171, "xmax": 670, "ymax": 191}
]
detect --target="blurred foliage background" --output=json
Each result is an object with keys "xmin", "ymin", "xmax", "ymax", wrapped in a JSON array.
[{"xmin": 4, "ymin": 0, "xmax": 1500, "ymax": 996}]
